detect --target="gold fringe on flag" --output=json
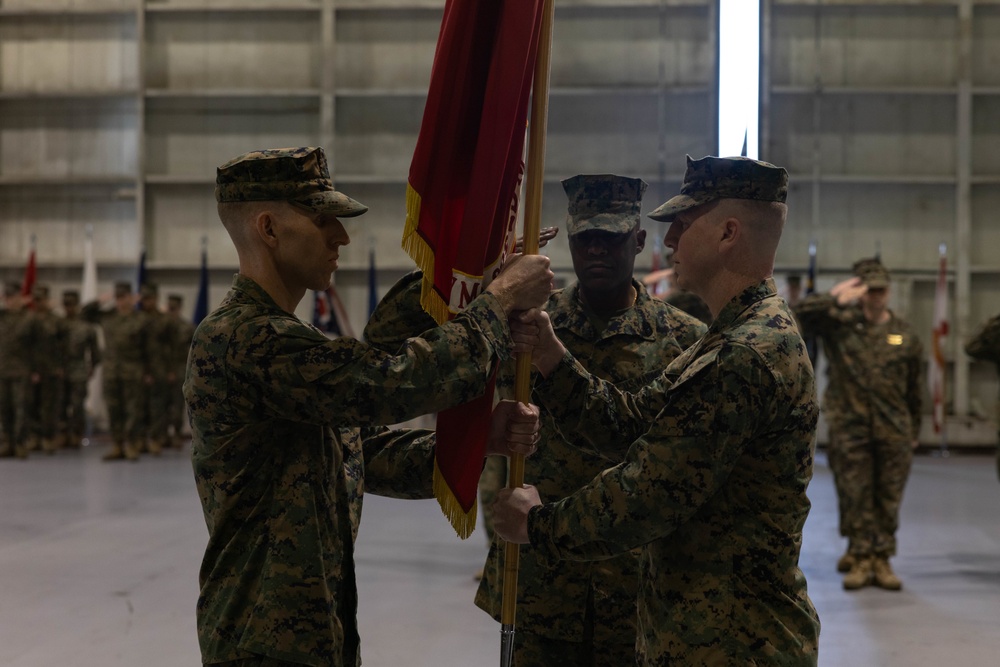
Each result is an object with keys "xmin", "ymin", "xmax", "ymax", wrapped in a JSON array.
[
  {"xmin": 433, "ymin": 457, "xmax": 478, "ymax": 540},
  {"xmin": 401, "ymin": 183, "xmax": 452, "ymax": 326},
  {"xmin": 405, "ymin": 182, "xmax": 480, "ymax": 538}
]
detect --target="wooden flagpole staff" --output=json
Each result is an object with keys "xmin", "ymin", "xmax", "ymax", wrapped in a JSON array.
[{"xmin": 500, "ymin": 0, "xmax": 554, "ymax": 664}]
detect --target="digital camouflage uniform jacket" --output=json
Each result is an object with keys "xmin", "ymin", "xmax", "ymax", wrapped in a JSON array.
[
  {"xmin": 82, "ymin": 303, "xmax": 150, "ymax": 382},
  {"xmin": 26, "ymin": 309, "xmax": 66, "ymax": 378},
  {"xmin": 965, "ymin": 313, "xmax": 1000, "ymax": 475},
  {"xmin": 966, "ymin": 312, "xmax": 1000, "ymax": 421},
  {"xmin": 794, "ymin": 294, "xmax": 923, "ymax": 442},
  {"xmin": 184, "ymin": 274, "xmax": 513, "ymax": 667},
  {"xmin": 62, "ymin": 317, "xmax": 102, "ymax": 382},
  {"xmin": 0, "ymin": 308, "xmax": 34, "ymax": 380},
  {"xmin": 475, "ymin": 281, "xmax": 707, "ymax": 644},
  {"xmin": 528, "ymin": 279, "xmax": 820, "ymax": 665}
]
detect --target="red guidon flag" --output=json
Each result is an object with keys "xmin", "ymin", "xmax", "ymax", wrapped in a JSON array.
[
  {"xmin": 402, "ymin": 0, "xmax": 545, "ymax": 538},
  {"xmin": 21, "ymin": 243, "xmax": 36, "ymax": 308}
]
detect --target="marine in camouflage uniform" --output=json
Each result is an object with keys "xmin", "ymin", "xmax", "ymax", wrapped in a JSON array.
[
  {"xmin": 164, "ymin": 294, "xmax": 195, "ymax": 447},
  {"xmin": 493, "ymin": 156, "xmax": 821, "ymax": 666},
  {"xmin": 474, "ymin": 174, "xmax": 707, "ymax": 665},
  {"xmin": 185, "ymin": 147, "xmax": 552, "ymax": 667},
  {"xmin": 964, "ymin": 313, "xmax": 1000, "ymax": 479},
  {"xmin": 138, "ymin": 283, "xmax": 174, "ymax": 455},
  {"xmin": 0, "ymin": 282, "xmax": 33, "ymax": 459},
  {"xmin": 83, "ymin": 281, "xmax": 149, "ymax": 461},
  {"xmin": 794, "ymin": 259, "xmax": 923, "ymax": 591},
  {"xmin": 59, "ymin": 290, "xmax": 102, "ymax": 448},
  {"xmin": 25, "ymin": 285, "xmax": 66, "ymax": 455}
]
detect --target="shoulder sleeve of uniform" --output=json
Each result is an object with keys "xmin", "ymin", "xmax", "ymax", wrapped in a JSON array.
[
  {"xmin": 534, "ymin": 349, "xmax": 673, "ymax": 452},
  {"xmin": 213, "ymin": 297, "xmax": 511, "ymax": 428},
  {"xmin": 528, "ymin": 342, "xmax": 778, "ymax": 560},
  {"xmin": 361, "ymin": 426, "xmax": 436, "ymax": 499},
  {"xmin": 792, "ymin": 293, "xmax": 847, "ymax": 333},
  {"xmin": 966, "ymin": 314, "xmax": 1000, "ymax": 362}
]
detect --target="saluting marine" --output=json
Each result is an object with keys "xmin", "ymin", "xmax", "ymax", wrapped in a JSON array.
[{"xmin": 795, "ymin": 258, "xmax": 923, "ymax": 591}]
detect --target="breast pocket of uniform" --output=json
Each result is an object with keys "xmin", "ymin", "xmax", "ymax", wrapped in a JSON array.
[{"xmin": 881, "ymin": 332, "xmax": 913, "ymax": 376}]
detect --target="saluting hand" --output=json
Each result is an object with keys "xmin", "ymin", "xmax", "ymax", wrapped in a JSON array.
[{"xmin": 830, "ymin": 276, "xmax": 868, "ymax": 307}]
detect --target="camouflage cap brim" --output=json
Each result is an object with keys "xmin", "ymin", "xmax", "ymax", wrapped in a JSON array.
[
  {"xmin": 647, "ymin": 192, "xmax": 714, "ymax": 222},
  {"xmin": 649, "ymin": 155, "xmax": 788, "ymax": 222},
  {"xmin": 293, "ymin": 190, "xmax": 369, "ymax": 218}
]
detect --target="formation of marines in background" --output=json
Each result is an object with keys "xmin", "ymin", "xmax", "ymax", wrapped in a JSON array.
[
  {"xmin": 2, "ymin": 144, "xmax": 1000, "ymax": 665},
  {"xmin": 0, "ymin": 279, "xmax": 194, "ymax": 460}
]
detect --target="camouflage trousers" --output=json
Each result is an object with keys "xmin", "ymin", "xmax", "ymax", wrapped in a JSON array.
[
  {"xmin": 513, "ymin": 629, "xmax": 636, "ymax": 667},
  {"xmin": 26, "ymin": 374, "xmax": 61, "ymax": 440},
  {"xmin": 163, "ymin": 376, "xmax": 186, "ymax": 439},
  {"xmin": 0, "ymin": 376, "xmax": 28, "ymax": 448},
  {"xmin": 103, "ymin": 374, "xmax": 144, "ymax": 444},
  {"xmin": 478, "ymin": 455, "xmax": 508, "ymax": 544},
  {"xmin": 60, "ymin": 378, "xmax": 89, "ymax": 437},
  {"xmin": 141, "ymin": 378, "xmax": 171, "ymax": 445},
  {"xmin": 829, "ymin": 431, "xmax": 913, "ymax": 557}
]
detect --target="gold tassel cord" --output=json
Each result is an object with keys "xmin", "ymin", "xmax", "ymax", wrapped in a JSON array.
[{"xmin": 433, "ymin": 459, "xmax": 478, "ymax": 540}]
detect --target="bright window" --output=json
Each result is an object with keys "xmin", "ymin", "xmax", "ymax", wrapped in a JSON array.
[{"xmin": 718, "ymin": 0, "xmax": 760, "ymax": 159}]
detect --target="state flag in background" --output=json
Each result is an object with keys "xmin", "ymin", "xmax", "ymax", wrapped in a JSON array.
[
  {"xmin": 21, "ymin": 238, "xmax": 36, "ymax": 308},
  {"xmin": 804, "ymin": 240, "xmax": 819, "ymax": 366},
  {"xmin": 401, "ymin": 0, "xmax": 546, "ymax": 537}
]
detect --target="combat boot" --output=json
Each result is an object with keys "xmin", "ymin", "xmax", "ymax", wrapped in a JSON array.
[
  {"xmin": 41, "ymin": 438, "xmax": 58, "ymax": 455},
  {"xmin": 842, "ymin": 557, "xmax": 873, "ymax": 590},
  {"xmin": 103, "ymin": 443, "xmax": 125, "ymax": 461},
  {"xmin": 14, "ymin": 444, "xmax": 29, "ymax": 459},
  {"xmin": 147, "ymin": 439, "xmax": 163, "ymax": 457},
  {"xmin": 124, "ymin": 441, "xmax": 141, "ymax": 461},
  {"xmin": 0, "ymin": 441, "xmax": 12, "ymax": 457},
  {"xmin": 27, "ymin": 435, "xmax": 41, "ymax": 452},
  {"xmin": 872, "ymin": 556, "xmax": 902, "ymax": 591},
  {"xmin": 837, "ymin": 551, "xmax": 856, "ymax": 573}
]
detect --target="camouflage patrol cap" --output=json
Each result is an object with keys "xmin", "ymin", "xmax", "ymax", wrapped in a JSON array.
[
  {"xmin": 62, "ymin": 290, "xmax": 80, "ymax": 305},
  {"xmin": 32, "ymin": 284, "xmax": 49, "ymax": 300},
  {"xmin": 562, "ymin": 174, "xmax": 648, "ymax": 236},
  {"xmin": 4, "ymin": 281, "xmax": 21, "ymax": 297},
  {"xmin": 167, "ymin": 293, "xmax": 183, "ymax": 305},
  {"xmin": 853, "ymin": 258, "xmax": 890, "ymax": 288},
  {"xmin": 648, "ymin": 155, "xmax": 788, "ymax": 222},
  {"xmin": 140, "ymin": 283, "xmax": 159, "ymax": 298},
  {"xmin": 114, "ymin": 281, "xmax": 132, "ymax": 297},
  {"xmin": 215, "ymin": 146, "xmax": 368, "ymax": 218}
]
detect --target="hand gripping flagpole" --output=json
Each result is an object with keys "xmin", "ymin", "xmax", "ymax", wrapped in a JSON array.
[{"xmin": 501, "ymin": 0, "xmax": 554, "ymax": 665}]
